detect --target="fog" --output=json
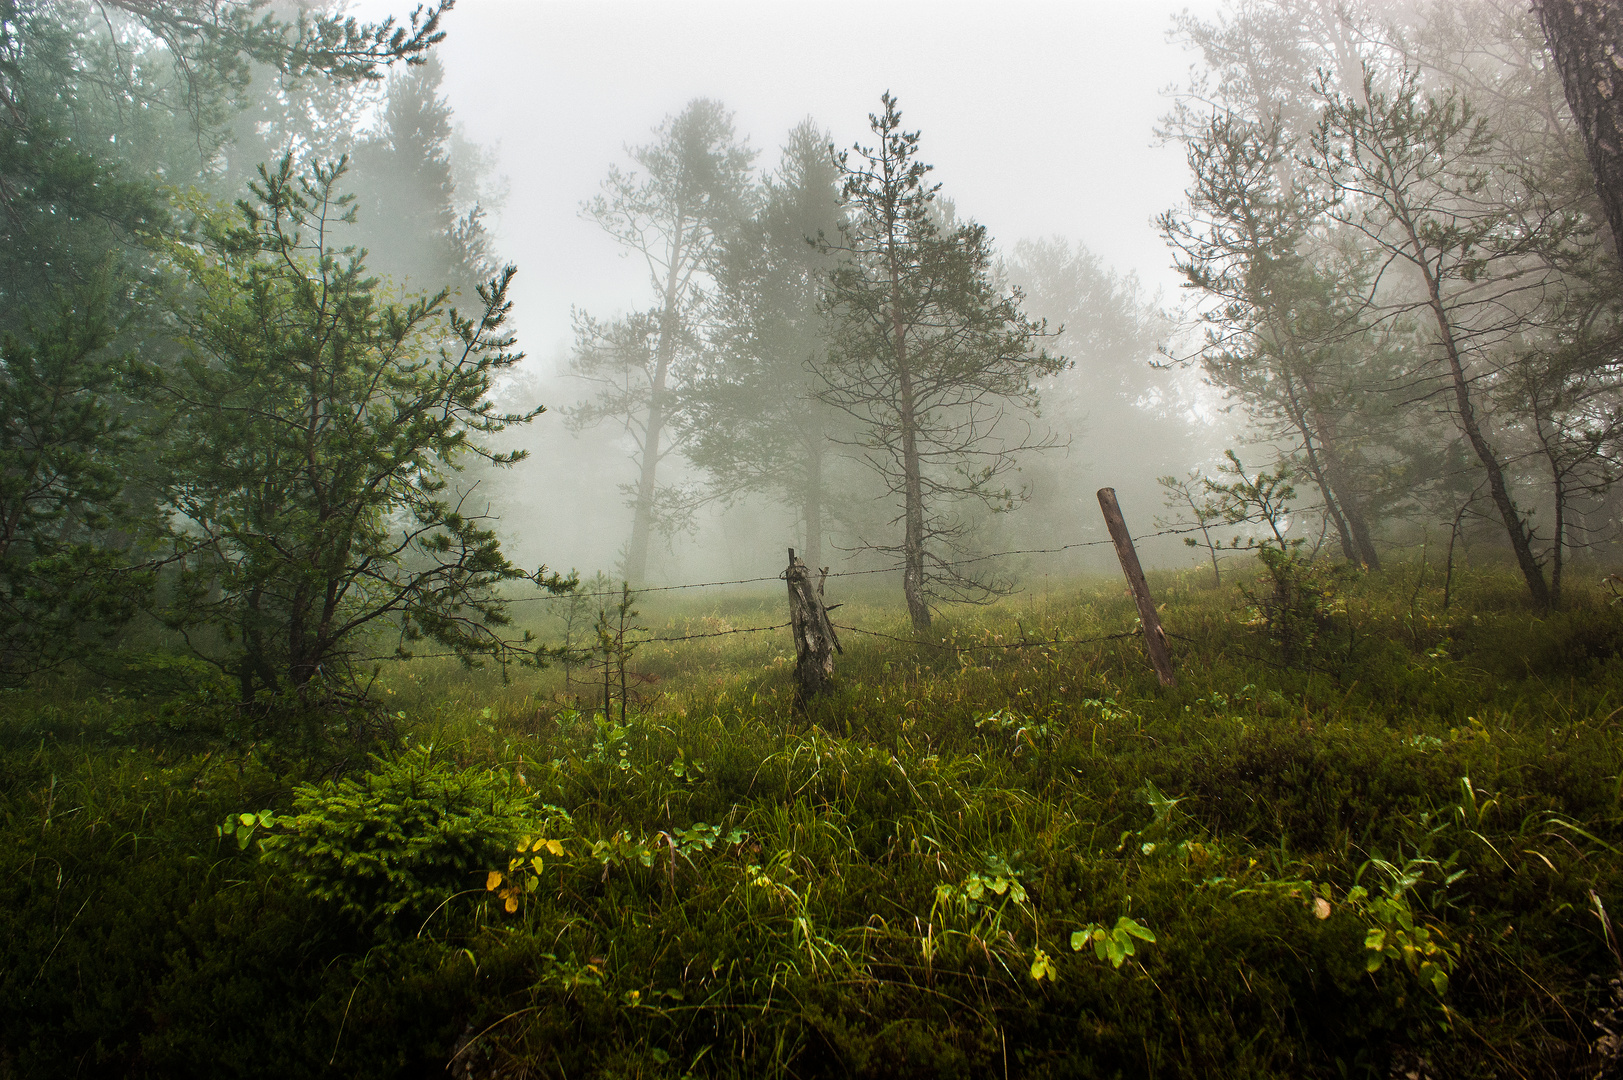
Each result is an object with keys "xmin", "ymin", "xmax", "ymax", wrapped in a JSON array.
[
  {"xmin": 11, "ymin": 0, "xmax": 1617, "ymax": 634},
  {"xmin": 339, "ymin": 0, "xmax": 1231, "ymax": 586}
]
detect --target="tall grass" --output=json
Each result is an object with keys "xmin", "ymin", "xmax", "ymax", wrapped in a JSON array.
[{"xmin": 4, "ymin": 562, "xmax": 1623, "ymax": 1077}]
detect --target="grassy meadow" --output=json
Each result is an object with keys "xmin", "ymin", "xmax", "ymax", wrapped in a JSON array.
[{"xmin": 5, "ymin": 560, "xmax": 1623, "ymax": 1078}]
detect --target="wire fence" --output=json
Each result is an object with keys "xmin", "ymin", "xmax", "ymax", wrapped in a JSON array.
[
  {"xmin": 503, "ymin": 523, "xmax": 1217, "ymax": 605},
  {"xmin": 364, "ymin": 521, "xmax": 1226, "ymax": 665}
]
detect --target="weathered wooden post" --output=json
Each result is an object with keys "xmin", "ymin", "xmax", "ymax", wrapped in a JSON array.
[
  {"xmin": 785, "ymin": 547, "xmax": 841, "ymax": 701},
  {"xmin": 1096, "ymin": 488, "xmax": 1177, "ymax": 687}
]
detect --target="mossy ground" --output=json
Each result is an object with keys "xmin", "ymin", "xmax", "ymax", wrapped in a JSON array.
[{"xmin": 4, "ymin": 561, "xmax": 1623, "ymax": 1078}]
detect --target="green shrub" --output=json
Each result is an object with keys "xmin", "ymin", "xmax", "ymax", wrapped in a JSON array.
[{"xmin": 247, "ymin": 746, "xmax": 533, "ymax": 923}]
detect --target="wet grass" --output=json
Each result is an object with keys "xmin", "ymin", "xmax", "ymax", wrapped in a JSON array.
[{"xmin": 4, "ymin": 561, "xmax": 1623, "ymax": 1077}]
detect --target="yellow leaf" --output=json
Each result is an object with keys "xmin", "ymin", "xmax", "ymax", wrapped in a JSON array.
[
  {"xmin": 504, "ymin": 895, "xmax": 518, "ymax": 913},
  {"xmin": 544, "ymin": 839, "xmax": 565, "ymax": 857},
  {"xmin": 486, "ymin": 870, "xmax": 503, "ymax": 891},
  {"xmin": 531, "ymin": 856, "xmax": 544, "ymax": 873}
]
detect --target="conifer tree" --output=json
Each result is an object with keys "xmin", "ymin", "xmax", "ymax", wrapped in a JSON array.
[
  {"xmin": 0, "ymin": 0, "xmax": 450, "ymax": 679},
  {"xmin": 818, "ymin": 93, "xmax": 1063, "ymax": 629},
  {"xmin": 683, "ymin": 120, "xmax": 846, "ymax": 568},
  {"xmin": 155, "ymin": 159, "xmax": 567, "ymax": 712},
  {"xmin": 568, "ymin": 99, "xmax": 755, "ymax": 582},
  {"xmin": 1162, "ymin": 113, "xmax": 1391, "ymax": 568},
  {"xmin": 347, "ymin": 54, "xmax": 493, "ymax": 296}
]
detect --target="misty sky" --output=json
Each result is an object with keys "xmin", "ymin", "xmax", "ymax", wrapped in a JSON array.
[{"xmin": 353, "ymin": 0, "xmax": 1222, "ymax": 362}]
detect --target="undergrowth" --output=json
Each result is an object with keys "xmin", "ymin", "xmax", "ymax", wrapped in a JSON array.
[{"xmin": 3, "ymin": 562, "xmax": 1623, "ymax": 1078}]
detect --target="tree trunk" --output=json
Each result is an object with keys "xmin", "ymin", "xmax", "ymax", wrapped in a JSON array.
[
  {"xmin": 894, "ymin": 309, "xmax": 929, "ymax": 630},
  {"xmin": 625, "ymin": 386, "xmax": 663, "ymax": 583},
  {"xmin": 1285, "ymin": 380, "xmax": 1358, "ymax": 563},
  {"xmin": 1296, "ymin": 370, "xmax": 1380, "ymax": 569},
  {"xmin": 1400, "ymin": 214, "xmax": 1552, "ymax": 609},
  {"xmin": 1317, "ymin": 443, "xmax": 1381, "ymax": 570},
  {"xmin": 1553, "ymin": 469, "xmax": 1565, "ymax": 608},
  {"xmin": 802, "ymin": 442, "xmax": 823, "ymax": 570},
  {"xmin": 889, "ymin": 214, "xmax": 929, "ymax": 630},
  {"xmin": 898, "ymin": 374, "xmax": 928, "ymax": 631},
  {"xmin": 625, "ymin": 227, "xmax": 685, "ymax": 584},
  {"xmin": 1534, "ymin": 0, "xmax": 1623, "ymax": 267}
]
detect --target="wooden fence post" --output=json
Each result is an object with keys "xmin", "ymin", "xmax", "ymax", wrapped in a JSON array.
[
  {"xmin": 785, "ymin": 547, "xmax": 841, "ymax": 701},
  {"xmin": 1096, "ymin": 488, "xmax": 1177, "ymax": 687}
]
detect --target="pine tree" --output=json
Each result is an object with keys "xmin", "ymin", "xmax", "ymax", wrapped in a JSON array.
[
  {"xmin": 818, "ymin": 94, "xmax": 1064, "ymax": 629},
  {"xmin": 1161, "ymin": 113, "xmax": 1390, "ymax": 568},
  {"xmin": 1311, "ymin": 70, "xmax": 1582, "ymax": 608},
  {"xmin": 154, "ymin": 159, "xmax": 567, "ymax": 712},
  {"xmin": 0, "ymin": 0, "xmax": 449, "ymax": 679},
  {"xmin": 568, "ymin": 99, "xmax": 755, "ymax": 582},
  {"xmin": 347, "ymin": 54, "xmax": 494, "ymax": 296},
  {"xmin": 682, "ymin": 120, "xmax": 846, "ymax": 568}
]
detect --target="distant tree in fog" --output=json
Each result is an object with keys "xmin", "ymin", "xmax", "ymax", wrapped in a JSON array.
[
  {"xmin": 818, "ymin": 94, "xmax": 1064, "ymax": 630},
  {"xmin": 568, "ymin": 99, "xmax": 756, "ymax": 583},
  {"xmin": 681, "ymin": 120, "xmax": 847, "ymax": 569},
  {"xmin": 1161, "ymin": 113, "xmax": 1389, "ymax": 569},
  {"xmin": 1001, "ymin": 237, "xmax": 1196, "ymax": 556},
  {"xmin": 348, "ymin": 55, "xmax": 496, "ymax": 296}
]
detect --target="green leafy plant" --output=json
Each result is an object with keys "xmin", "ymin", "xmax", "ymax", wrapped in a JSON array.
[
  {"xmin": 1118, "ymin": 780, "xmax": 1186, "ymax": 857},
  {"xmin": 1071, "ymin": 916, "xmax": 1157, "ymax": 969},
  {"xmin": 233, "ymin": 745, "xmax": 533, "ymax": 921},
  {"xmin": 217, "ymin": 809, "xmax": 276, "ymax": 850},
  {"xmin": 932, "ymin": 853, "xmax": 1030, "ymax": 930},
  {"xmin": 974, "ymin": 709, "xmax": 1050, "ymax": 757},
  {"xmin": 1347, "ymin": 858, "xmax": 1461, "ymax": 998}
]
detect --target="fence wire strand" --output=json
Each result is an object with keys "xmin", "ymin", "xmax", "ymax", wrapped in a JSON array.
[
  {"xmin": 362, "ymin": 521, "xmax": 1235, "ymax": 664},
  {"xmin": 505, "ymin": 522, "xmax": 1220, "ymax": 604}
]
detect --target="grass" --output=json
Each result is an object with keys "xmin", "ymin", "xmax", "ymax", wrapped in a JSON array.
[{"xmin": 4, "ymin": 559, "xmax": 1623, "ymax": 1078}]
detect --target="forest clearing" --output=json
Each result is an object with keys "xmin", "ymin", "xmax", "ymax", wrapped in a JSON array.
[
  {"xmin": 7, "ymin": 0, "xmax": 1623, "ymax": 1076},
  {"xmin": 5, "ymin": 560, "xmax": 1623, "ymax": 1078}
]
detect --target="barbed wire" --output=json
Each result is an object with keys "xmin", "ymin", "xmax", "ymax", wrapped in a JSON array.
[
  {"xmin": 643, "ymin": 621, "xmax": 791, "ymax": 643},
  {"xmin": 354, "ymin": 515, "xmax": 1357, "ymax": 666},
  {"xmin": 357, "ymin": 617, "xmax": 1150, "ymax": 665},
  {"xmin": 503, "ymin": 574, "xmax": 785, "ymax": 604},
  {"xmin": 504, "ymin": 522, "xmax": 1228, "ymax": 604},
  {"xmin": 357, "ymin": 620, "xmax": 797, "ymax": 662}
]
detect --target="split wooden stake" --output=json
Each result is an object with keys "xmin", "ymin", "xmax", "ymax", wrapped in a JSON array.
[
  {"xmin": 785, "ymin": 547, "xmax": 841, "ymax": 701},
  {"xmin": 1096, "ymin": 487, "xmax": 1176, "ymax": 687}
]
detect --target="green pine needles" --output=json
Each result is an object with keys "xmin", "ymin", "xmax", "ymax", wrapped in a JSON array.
[
  {"xmin": 230, "ymin": 745, "xmax": 535, "ymax": 923},
  {"xmin": 153, "ymin": 157, "xmax": 573, "ymax": 721}
]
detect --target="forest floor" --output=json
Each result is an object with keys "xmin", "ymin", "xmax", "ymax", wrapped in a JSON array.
[{"xmin": 5, "ymin": 560, "xmax": 1623, "ymax": 1079}]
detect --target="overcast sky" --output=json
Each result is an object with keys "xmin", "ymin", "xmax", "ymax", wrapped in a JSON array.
[{"xmin": 357, "ymin": 0, "xmax": 1224, "ymax": 362}]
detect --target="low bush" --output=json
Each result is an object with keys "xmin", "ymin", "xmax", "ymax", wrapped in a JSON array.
[{"xmin": 243, "ymin": 745, "xmax": 537, "ymax": 924}]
